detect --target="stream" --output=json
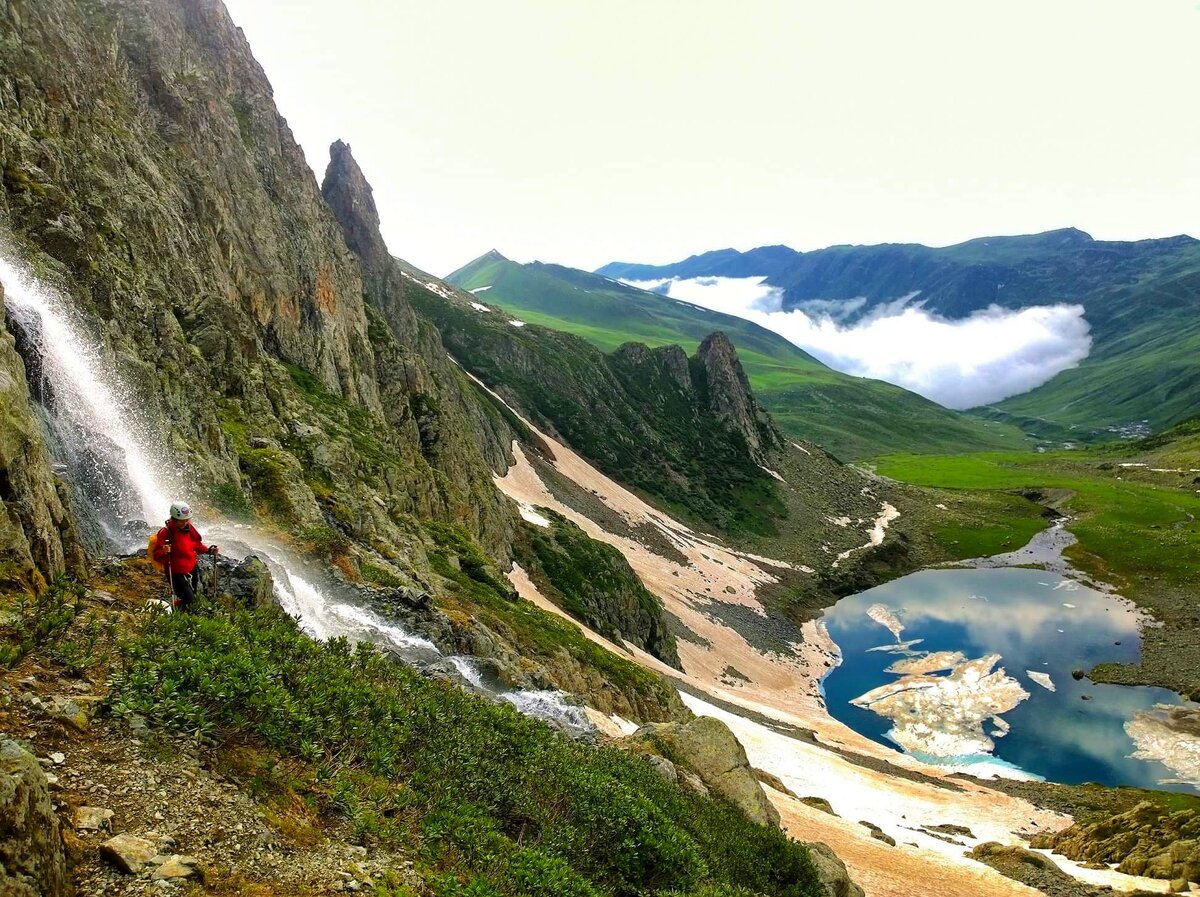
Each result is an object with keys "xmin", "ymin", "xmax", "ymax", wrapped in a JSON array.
[{"xmin": 0, "ymin": 250, "xmax": 591, "ymax": 736}]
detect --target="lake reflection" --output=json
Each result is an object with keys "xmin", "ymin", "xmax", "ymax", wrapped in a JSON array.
[{"xmin": 820, "ymin": 568, "xmax": 1199, "ymax": 792}]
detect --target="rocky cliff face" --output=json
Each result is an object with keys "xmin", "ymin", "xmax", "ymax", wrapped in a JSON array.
[
  {"xmin": 0, "ymin": 0, "xmax": 693, "ymax": 722},
  {"xmin": 0, "ymin": 0, "xmax": 519, "ymax": 567},
  {"xmin": 0, "ymin": 286, "xmax": 83, "ymax": 591}
]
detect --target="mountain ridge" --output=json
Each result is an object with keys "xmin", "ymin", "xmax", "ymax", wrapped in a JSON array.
[
  {"xmin": 597, "ymin": 230, "xmax": 1200, "ymax": 436},
  {"xmin": 447, "ymin": 250, "xmax": 1031, "ymax": 459}
]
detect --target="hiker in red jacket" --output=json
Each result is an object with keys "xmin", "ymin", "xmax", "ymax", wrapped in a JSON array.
[{"xmin": 152, "ymin": 502, "xmax": 218, "ymax": 611}]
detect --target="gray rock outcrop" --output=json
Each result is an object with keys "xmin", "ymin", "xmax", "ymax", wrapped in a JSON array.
[
  {"xmin": 0, "ymin": 739, "xmax": 70, "ymax": 896},
  {"xmin": 632, "ymin": 716, "xmax": 780, "ymax": 827}
]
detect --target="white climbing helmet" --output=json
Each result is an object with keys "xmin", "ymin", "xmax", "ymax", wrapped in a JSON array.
[{"xmin": 169, "ymin": 501, "xmax": 192, "ymax": 521}]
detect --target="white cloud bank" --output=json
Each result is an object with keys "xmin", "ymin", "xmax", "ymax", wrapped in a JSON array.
[{"xmin": 625, "ymin": 276, "xmax": 1092, "ymax": 408}]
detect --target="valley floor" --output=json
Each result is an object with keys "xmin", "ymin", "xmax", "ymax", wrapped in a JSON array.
[{"xmin": 490, "ymin": 410, "xmax": 1187, "ymax": 896}]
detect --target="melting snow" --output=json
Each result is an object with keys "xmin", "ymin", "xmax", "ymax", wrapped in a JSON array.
[
  {"xmin": 518, "ymin": 503, "xmax": 552, "ymax": 528},
  {"xmin": 470, "ymin": 302, "xmax": 491, "ymax": 313},
  {"xmin": 470, "ymin": 285, "xmax": 492, "ymax": 293},
  {"xmin": 508, "ymin": 319, "xmax": 526, "ymax": 327},
  {"xmin": 1026, "ymin": 671, "xmax": 1056, "ymax": 692},
  {"xmin": 833, "ymin": 502, "xmax": 900, "ymax": 567}
]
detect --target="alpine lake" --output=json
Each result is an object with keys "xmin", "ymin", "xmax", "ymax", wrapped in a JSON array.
[{"xmin": 820, "ymin": 566, "xmax": 1200, "ymax": 792}]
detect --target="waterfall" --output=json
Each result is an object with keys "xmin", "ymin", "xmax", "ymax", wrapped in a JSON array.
[{"xmin": 0, "ymin": 248, "xmax": 592, "ymax": 735}]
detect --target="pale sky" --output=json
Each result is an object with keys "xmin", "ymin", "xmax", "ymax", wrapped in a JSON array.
[{"xmin": 224, "ymin": 0, "xmax": 1200, "ymax": 277}]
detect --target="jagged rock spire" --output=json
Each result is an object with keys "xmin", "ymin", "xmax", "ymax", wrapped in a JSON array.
[
  {"xmin": 696, "ymin": 332, "xmax": 780, "ymax": 463},
  {"xmin": 321, "ymin": 140, "xmax": 391, "ymax": 280}
]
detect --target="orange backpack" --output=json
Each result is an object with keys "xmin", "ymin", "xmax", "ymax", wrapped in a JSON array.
[{"xmin": 147, "ymin": 530, "xmax": 169, "ymax": 574}]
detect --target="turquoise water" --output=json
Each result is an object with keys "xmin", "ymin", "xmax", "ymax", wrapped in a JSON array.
[{"xmin": 820, "ymin": 567, "xmax": 1196, "ymax": 791}]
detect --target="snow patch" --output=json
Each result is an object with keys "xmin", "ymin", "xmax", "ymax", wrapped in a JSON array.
[
  {"xmin": 1026, "ymin": 671, "xmax": 1056, "ymax": 692},
  {"xmin": 508, "ymin": 319, "xmax": 526, "ymax": 327},
  {"xmin": 470, "ymin": 301, "xmax": 491, "ymax": 313},
  {"xmin": 518, "ymin": 503, "xmax": 552, "ymax": 528}
]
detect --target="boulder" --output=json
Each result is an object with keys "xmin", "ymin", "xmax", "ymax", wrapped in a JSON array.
[
  {"xmin": 224, "ymin": 555, "xmax": 275, "ymax": 609},
  {"xmin": 0, "ymin": 739, "xmax": 70, "ymax": 896},
  {"xmin": 150, "ymin": 854, "xmax": 201, "ymax": 880},
  {"xmin": 71, "ymin": 805, "xmax": 114, "ymax": 832},
  {"xmin": 100, "ymin": 833, "xmax": 158, "ymax": 874},
  {"xmin": 49, "ymin": 695, "xmax": 90, "ymax": 731},
  {"xmin": 799, "ymin": 796, "xmax": 838, "ymax": 816},
  {"xmin": 645, "ymin": 754, "xmax": 678, "ymax": 784},
  {"xmin": 633, "ymin": 716, "xmax": 779, "ymax": 827},
  {"xmin": 806, "ymin": 841, "xmax": 866, "ymax": 897},
  {"xmin": 859, "ymin": 820, "xmax": 896, "ymax": 846}
]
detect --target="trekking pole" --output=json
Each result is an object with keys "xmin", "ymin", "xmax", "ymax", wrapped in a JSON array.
[
  {"xmin": 210, "ymin": 549, "xmax": 220, "ymax": 600},
  {"xmin": 164, "ymin": 537, "xmax": 175, "ymax": 612}
]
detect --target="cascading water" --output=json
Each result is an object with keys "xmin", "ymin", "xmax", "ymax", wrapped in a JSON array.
[{"xmin": 0, "ymin": 248, "xmax": 592, "ymax": 736}]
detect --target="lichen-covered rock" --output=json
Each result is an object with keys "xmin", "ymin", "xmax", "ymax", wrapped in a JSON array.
[
  {"xmin": 197, "ymin": 553, "xmax": 276, "ymax": 610},
  {"xmin": 633, "ymin": 716, "xmax": 780, "ymax": 827},
  {"xmin": 100, "ymin": 833, "xmax": 157, "ymax": 875},
  {"xmin": 1030, "ymin": 800, "xmax": 1200, "ymax": 885},
  {"xmin": 0, "ymin": 739, "xmax": 70, "ymax": 896},
  {"xmin": 805, "ymin": 841, "xmax": 865, "ymax": 897}
]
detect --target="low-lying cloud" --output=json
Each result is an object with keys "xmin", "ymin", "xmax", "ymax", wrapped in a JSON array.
[{"xmin": 625, "ymin": 276, "xmax": 1092, "ymax": 408}]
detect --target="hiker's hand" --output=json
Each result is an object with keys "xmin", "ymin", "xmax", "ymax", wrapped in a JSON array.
[{"xmin": 208, "ymin": 545, "xmax": 219, "ymax": 554}]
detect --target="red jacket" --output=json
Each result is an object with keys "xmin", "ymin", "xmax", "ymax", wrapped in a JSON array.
[{"xmin": 153, "ymin": 519, "xmax": 210, "ymax": 575}]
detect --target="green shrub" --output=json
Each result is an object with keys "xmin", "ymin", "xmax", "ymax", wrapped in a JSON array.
[
  {"xmin": 300, "ymin": 524, "xmax": 352, "ymax": 561},
  {"xmin": 209, "ymin": 480, "xmax": 254, "ymax": 520},
  {"xmin": 0, "ymin": 576, "xmax": 86, "ymax": 667},
  {"xmin": 111, "ymin": 605, "xmax": 821, "ymax": 896}
]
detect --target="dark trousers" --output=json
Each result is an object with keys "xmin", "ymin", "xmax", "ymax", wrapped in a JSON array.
[{"xmin": 170, "ymin": 570, "xmax": 199, "ymax": 610}]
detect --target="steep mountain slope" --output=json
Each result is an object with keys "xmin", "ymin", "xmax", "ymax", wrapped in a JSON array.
[
  {"xmin": 447, "ymin": 253, "xmax": 1029, "ymax": 460},
  {"xmin": 0, "ymin": 2, "xmax": 854, "ymax": 894},
  {"xmin": 601, "ymin": 230, "xmax": 1200, "ymax": 436},
  {"xmin": 0, "ymin": 0, "xmax": 734, "ymax": 728}
]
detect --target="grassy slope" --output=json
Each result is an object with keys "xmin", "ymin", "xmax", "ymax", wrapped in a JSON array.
[
  {"xmin": 10, "ymin": 558, "xmax": 822, "ymax": 897},
  {"xmin": 447, "ymin": 255, "xmax": 1029, "ymax": 460},
  {"xmin": 874, "ymin": 431, "xmax": 1200, "ymax": 697},
  {"xmin": 991, "ymin": 246, "xmax": 1200, "ymax": 433}
]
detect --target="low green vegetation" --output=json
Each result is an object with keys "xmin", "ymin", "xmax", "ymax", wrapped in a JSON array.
[
  {"xmin": 516, "ymin": 511, "xmax": 680, "ymax": 667},
  {"xmin": 424, "ymin": 522, "xmax": 678, "ymax": 711},
  {"xmin": 112, "ymin": 603, "xmax": 823, "ymax": 897},
  {"xmin": 0, "ymin": 575, "xmax": 85, "ymax": 666},
  {"xmin": 445, "ymin": 253, "xmax": 1029, "ymax": 460},
  {"xmin": 875, "ymin": 435, "xmax": 1200, "ymax": 696}
]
